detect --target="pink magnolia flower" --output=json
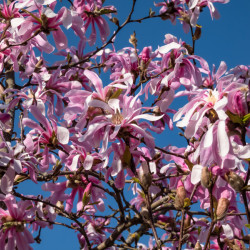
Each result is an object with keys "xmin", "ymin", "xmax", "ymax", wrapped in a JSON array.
[
  {"xmin": 102, "ymin": 142, "xmax": 138, "ymax": 189},
  {"xmin": 0, "ymin": 1, "xmax": 20, "ymax": 21},
  {"xmin": 77, "ymin": 216, "xmax": 113, "ymax": 249},
  {"xmin": 42, "ymin": 175, "xmax": 106, "ymax": 212},
  {"xmin": 154, "ymin": 1, "xmax": 184, "ymax": 25},
  {"xmin": 23, "ymin": 105, "xmax": 69, "ymax": 154},
  {"xmin": 0, "ymin": 113, "xmax": 11, "ymax": 131},
  {"xmin": 11, "ymin": 4, "xmax": 71, "ymax": 51},
  {"xmin": 174, "ymin": 88, "xmax": 228, "ymax": 135},
  {"xmin": 15, "ymin": 0, "xmax": 56, "ymax": 9},
  {"xmin": 79, "ymin": 93, "xmax": 164, "ymax": 152},
  {"xmin": 105, "ymin": 46, "xmax": 157, "ymax": 85},
  {"xmin": 0, "ymin": 142, "xmax": 38, "ymax": 194},
  {"xmin": 0, "ymin": 194, "xmax": 34, "ymax": 250},
  {"xmin": 188, "ymin": 0, "xmax": 230, "ymax": 21},
  {"xmin": 73, "ymin": 0, "xmax": 116, "ymax": 46}
]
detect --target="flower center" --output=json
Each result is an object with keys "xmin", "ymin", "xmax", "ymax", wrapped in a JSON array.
[
  {"xmin": 111, "ymin": 111, "xmax": 124, "ymax": 125},
  {"xmin": 1, "ymin": 216, "xmax": 25, "ymax": 232},
  {"xmin": 205, "ymin": 90, "xmax": 218, "ymax": 106}
]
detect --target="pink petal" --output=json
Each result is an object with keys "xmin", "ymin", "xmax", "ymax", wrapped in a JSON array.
[
  {"xmin": 84, "ymin": 69, "xmax": 103, "ymax": 95},
  {"xmin": 52, "ymin": 27, "xmax": 68, "ymax": 51}
]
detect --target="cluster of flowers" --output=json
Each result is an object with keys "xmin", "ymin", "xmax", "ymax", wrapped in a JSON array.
[{"xmin": 0, "ymin": 0, "xmax": 249, "ymax": 249}]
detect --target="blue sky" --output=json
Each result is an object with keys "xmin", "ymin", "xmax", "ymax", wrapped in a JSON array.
[{"xmin": 16, "ymin": 0, "xmax": 250, "ymax": 249}]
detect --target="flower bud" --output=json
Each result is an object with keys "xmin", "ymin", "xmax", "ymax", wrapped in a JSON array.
[
  {"xmin": 157, "ymin": 215, "xmax": 175, "ymax": 229},
  {"xmin": 233, "ymin": 239, "xmax": 246, "ymax": 250},
  {"xmin": 138, "ymin": 162, "xmax": 152, "ymax": 191},
  {"xmin": 227, "ymin": 88, "xmax": 248, "ymax": 117},
  {"xmin": 216, "ymin": 198, "xmax": 229, "ymax": 220},
  {"xmin": 129, "ymin": 32, "xmax": 137, "ymax": 47},
  {"xmin": 174, "ymin": 181, "xmax": 186, "ymax": 209},
  {"xmin": 193, "ymin": 25, "xmax": 202, "ymax": 41},
  {"xmin": 225, "ymin": 171, "xmax": 245, "ymax": 192},
  {"xmin": 111, "ymin": 17, "xmax": 119, "ymax": 26},
  {"xmin": 225, "ymin": 239, "xmax": 246, "ymax": 250},
  {"xmin": 82, "ymin": 183, "xmax": 92, "ymax": 206},
  {"xmin": 140, "ymin": 206, "xmax": 150, "ymax": 220},
  {"xmin": 55, "ymin": 201, "xmax": 64, "ymax": 214},
  {"xmin": 140, "ymin": 47, "xmax": 151, "ymax": 64},
  {"xmin": 184, "ymin": 214, "xmax": 191, "ymax": 229},
  {"xmin": 194, "ymin": 240, "xmax": 202, "ymax": 250},
  {"xmin": 200, "ymin": 166, "xmax": 212, "ymax": 188}
]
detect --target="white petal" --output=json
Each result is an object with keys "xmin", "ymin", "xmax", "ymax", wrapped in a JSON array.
[
  {"xmin": 204, "ymin": 124, "xmax": 214, "ymax": 148},
  {"xmin": 158, "ymin": 42, "xmax": 181, "ymax": 54},
  {"xmin": 149, "ymin": 162, "xmax": 156, "ymax": 174},
  {"xmin": 238, "ymin": 144, "xmax": 250, "ymax": 159},
  {"xmin": 57, "ymin": 126, "xmax": 69, "ymax": 144},
  {"xmin": 217, "ymin": 120, "xmax": 229, "ymax": 157},
  {"xmin": 191, "ymin": 164, "xmax": 203, "ymax": 184},
  {"xmin": 189, "ymin": 0, "xmax": 199, "ymax": 9},
  {"xmin": 70, "ymin": 155, "xmax": 80, "ymax": 171},
  {"xmin": 222, "ymin": 224, "xmax": 233, "ymax": 239},
  {"xmin": 83, "ymin": 154, "xmax": 93, "ymax": 170},
  {"xmin": 11, "ymin": 18, "xmax": 25, "ymax": 29},
  {"xmin": 132, "ymin": 114, "xmax": 164, "ymax": 122},
  {"xmin": 108, "ymin": 98, "xmax": 120, "ymax": 112},
  {"xmin": 44, "ymin": 8, "xmax": 57, "ymax": 18},
  {"xmin": 63, "ymin": 9, "xmax": 72, "ymax": 29},
  {"xmin": 214, "ymin": 96, "xmax": 228, "ymax": 110},
  {"xmin": 13, "ymin": 160, "xmax": 22, "ymax": 173}
]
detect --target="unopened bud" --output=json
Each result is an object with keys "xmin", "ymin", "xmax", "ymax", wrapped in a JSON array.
[
  {"xmin": 56, "ymin": 201, "xmax": 64, "ymax": 214},
  {"xmin": 193, "ymin": 25, "xmax": 202, "ymax": 41},
  {"xmin": 194, "ymin": 240, "xmax": 202, "ymax": 250},
  {"xmin": 200, "ymin": 167, "xmax": 212, "ymax": 188},
  {"xmin": 174, "ymin": 181, "xmax": 186, "ymax": 209},
  {"xmin": 141, "ymin": 206, "xmax": 150, "ymax": 220},
  {"xmin": 35, "ymin": 58, "xmax": 43, "ymax": 69},
  {"xmin": 140, "ymin": 47, "xmax": 151, "ymax": 64},
  {"xmin": 225, "ymin": 171, "xmax": 245, "ymax": 192},
  {"xmin": 183, "ymin": 43, "xmax": 194, "ymax": 55},
  {"xmin": 179, "ymin": 11, "xmax": 190, "ymax": 24},
  {"xmin": 138, "ymin": 162, "xmax": 152, "ymax": 191},
  {"xmin": 111, "ymin": 17, "xmax": 119, "ymax": 26},
  {"xmin": 129, "ymin": 32, "xmax": 137, "ymax": 47},
  {"xmin": 225, "ymin": 239, "xmax": 246, "ymax": 250},
  {"xmin": 233, "ymin": 239, "xmax": 246, "ymax": 250},
  {"xmin": 216, "ymin": 198, "xmax": 229, "ymax": 220},
  {"xmin": 82, "ymin": 183, "xmax": 92, "ymax": 206},
  {"xmin": 184, "ymin": 214, "xmax": 191, "ymax": 229},
  {"xmin": 149, "ymin": 8, "xmax": 155, "ymax": 17}
]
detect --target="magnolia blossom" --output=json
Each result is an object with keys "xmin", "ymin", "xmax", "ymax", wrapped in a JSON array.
[
  {"xmin": 0, "ymin": 194, "xmax": 35, "ymax": 250},
  {"xmin": 0, "ymin": 0, "xmax": 248, "ymax": 249},
  {"xmin": 79, "ymin": 94, "xmax": 164, "ymax": 152},
  {"xmin": 11, "ymin": 4, "xmax": 71, "ymax": 50},
  {"xmin": 73, "ymin": 0, "xmax": 116, "ymax": 45},
  {"xmin": 42, "ymin": 175, "xmax": 106, "ymax": 212}
]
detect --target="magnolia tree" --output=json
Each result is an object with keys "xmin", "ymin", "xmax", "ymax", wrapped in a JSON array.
[{"xmin": 0, "ymin": 0, "xmax": 249, "ymax": 249}]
